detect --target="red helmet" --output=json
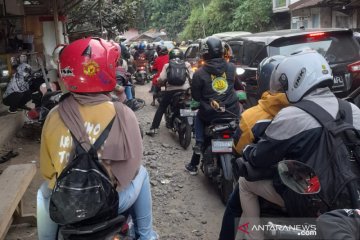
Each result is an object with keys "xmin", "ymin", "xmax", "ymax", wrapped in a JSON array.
[{"xmin": 59, "ymin": 37, "xmax": 120, "ymax": 93}]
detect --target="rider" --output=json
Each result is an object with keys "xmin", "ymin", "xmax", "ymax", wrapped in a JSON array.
[
  {"xmin": 145, "ymin": 44, "xmax": 156, "ymax": 63},
  {"xmin": 185, "ymin": 36, "xmax": 240, "ymax": 175},
  {"xmin": 2, "ymin": 54, "xmax": 32, "ymax": 113},
  {"xmin": 218, "ymin": 55, "xmax": 289, "ymax": 240},
  {"xmin": 145, "ymin": 48, "xmax": 193, "ymax": 136},
  {"xmin": 37, "ymin": 37, "xmax": 158, "ymax": 240},
  {"xmin": 239, "ymin": 49, "xmax": 360, "ymax": 240},
  {"xmin": 150, "ymin": 45, "xmax": 169, "ymax": 106}
]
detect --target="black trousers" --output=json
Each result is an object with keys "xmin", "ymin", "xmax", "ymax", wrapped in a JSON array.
[
  {"xmin": 150, "ymin": 90, "xmax": 182, "ymax": 129},
  {"xmin": 3, "ymin": 91, "xmax": 32, "ymax": 111}
]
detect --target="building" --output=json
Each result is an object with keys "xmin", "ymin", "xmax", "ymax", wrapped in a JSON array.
[{"xmin": 272, "ymin": 0, "xmax": 360, "ymax": 29}]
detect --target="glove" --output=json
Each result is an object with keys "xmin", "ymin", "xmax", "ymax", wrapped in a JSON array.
[{"xmin": 190, "ymin": 99, "xmax": 200, "ymax": 109}]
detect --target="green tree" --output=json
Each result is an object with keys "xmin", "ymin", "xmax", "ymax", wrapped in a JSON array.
[
  {"xmin": 231, "ymin": 0, "xmax": 273, "ymax": 32},
  {"xmin": 68, "ymin": 0, "xmax": 140, "ymax": 38}
]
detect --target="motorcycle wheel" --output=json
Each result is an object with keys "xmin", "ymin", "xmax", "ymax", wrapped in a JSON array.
[
  {"xmin": 178, "ymin": 121, "xmax": 192, "ymax": 149},
  {"xmin": 220, "ymin": 174, "xmax": 234, "ymax": 205}
]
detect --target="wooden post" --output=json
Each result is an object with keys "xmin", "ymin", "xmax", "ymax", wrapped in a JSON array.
[{"xmin": 53, "ymin": 0, "xmax": 60, "ymax": 45}]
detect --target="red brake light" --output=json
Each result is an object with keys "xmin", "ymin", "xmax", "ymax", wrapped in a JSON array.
[
  {"xmin": 308, "ymin": 32, "xmax": 325, "ymax": 37},
  {"xmin": 348, "ymin": 61, "xmax": 360, "ymax": 73},
  {"xmin": 223, "ymin": 134, "xmax": 231, "ymax": 139}
]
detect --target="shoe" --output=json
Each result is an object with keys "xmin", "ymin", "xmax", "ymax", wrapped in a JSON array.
[
  {"xmin": 185, "ymin": 163, "xmax": 198, "ymax": 175},
  {"xmin": 150, "ymin": 101, "xmax": 156, "ymax": 106},
  {"xmin": 145, "ymin": 128, "xmax": 158, "ymax": 137},
  {"xmin": 8, "ymin": 109, "xmax": 17, "ymax": 114},
  {"xmin": 193, "ymin": 142, "xmax": 203, "ymax": 155}
]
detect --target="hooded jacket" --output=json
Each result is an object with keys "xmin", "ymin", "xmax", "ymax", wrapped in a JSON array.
[
  {"xmin": 233, "ymin": 92, "xmax": 289, "ymax": 155},
  {"xmin": 152, "ymin": 54, "xmax": 169, "ymax": 86},
  {"xmin": 191, "ymin": 58, "xmax": 239, "ymax": 121}
]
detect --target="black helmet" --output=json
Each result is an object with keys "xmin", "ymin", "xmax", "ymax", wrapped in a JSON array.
[
  {"xmin": 169, "ymin": 48, "xmax": 184, "ymax": 60},
  {"xmin": 257, "ymin": 55, "xmax": 286, "ymax": 96},
  {"xmin": 200, "ymin": 37, "xmax": 223, "ymax": 60},
  {"xmin": 156, "ymin": 45, "xmax": 168, "ymax": 56}
]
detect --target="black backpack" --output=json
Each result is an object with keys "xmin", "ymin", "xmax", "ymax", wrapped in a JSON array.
[
  {"xmin": 166, "ymin": 59, "xmax": 188, "ymax": 86},
  {"xmin": 49, "ymin": 117, "xmax": 119, "ymax": 226},
  {"xmin": 281, "ymin": 99, "xmax": 360, "ymax": 217}
]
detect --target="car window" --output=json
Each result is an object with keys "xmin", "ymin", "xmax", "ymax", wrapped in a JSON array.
[
  {"xmin": 229, "ymin": 43, "xmax": 243, "ymax": 64},
  {"xmin": 242, "ymin": 41, "xmax": 267, "ymax": 66},
  {"xmin": 185, "ymin": 46, "xmax": 198, "ymax": 59},
  {"xmin": 269, "ymin": 34, "xmax": 360, "ymax": 64}
]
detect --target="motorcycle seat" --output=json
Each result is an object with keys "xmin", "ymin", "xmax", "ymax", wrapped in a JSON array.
[{"xmin": 211, "ymin": 118, "xmax": 236, "ymax": 124}]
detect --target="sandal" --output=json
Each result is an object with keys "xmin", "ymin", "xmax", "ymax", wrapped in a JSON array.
[
  {"xmin": 145, "ymin": 129, "xmax": 158, "ymax": 137},
  {"xmin": 150, "ymin": 102, "xmax": 156, "ymax": 106}
]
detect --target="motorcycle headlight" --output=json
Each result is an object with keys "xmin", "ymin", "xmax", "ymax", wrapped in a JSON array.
[
  {"xmin": 1, "ymin": 70, "xmax": 9, "ymax": 77},
  {"xmin": 236, "ymin": 67, "xmax": 245, "ymax": 76}
]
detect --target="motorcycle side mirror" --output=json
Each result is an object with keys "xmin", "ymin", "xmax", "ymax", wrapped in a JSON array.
[{"xmin": 277, "ymin": 160, "xmax": 321, "ymax": 194}]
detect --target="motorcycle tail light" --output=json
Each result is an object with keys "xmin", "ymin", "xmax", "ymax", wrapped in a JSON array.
[
  {"xmin": 348, "ymin": 61, "xmax": 360, "ymax": 73},
  {"xmin": 222, "ymin": 133, "xmax": 231, "ymax": 139},
  {"xmin": 140, "ymin": 66, "xmax": 145, "ymax": 70}
]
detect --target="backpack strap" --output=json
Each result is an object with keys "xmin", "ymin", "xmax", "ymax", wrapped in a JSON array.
[
  {"xmin": 93, "ymin": 117, "xmax": 115, "ymax": 150},
  {"xmin": 293, "ymin": 99, "xmax": 353, "ymax": 126},
  {"xmin": 337, "ymin": 99, "xmax": 353, "ymax": 125},
  {"xmin": 70, "ymin": 117, "xmax": 115, "ymax": 155}
]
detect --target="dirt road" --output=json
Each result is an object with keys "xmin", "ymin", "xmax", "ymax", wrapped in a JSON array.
[{"xmin": 1, "ymin": 84, "xmax": 226, "ymax": 240}]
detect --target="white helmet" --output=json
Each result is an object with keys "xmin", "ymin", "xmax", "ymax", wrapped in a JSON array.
[{"xmin": 270, "ymin": 48, "xmax": 333, "ymax": 103}]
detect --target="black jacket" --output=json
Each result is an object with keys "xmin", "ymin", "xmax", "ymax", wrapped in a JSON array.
[
  {"xmin": 191, "ymin": 58, "xmax": 239, "ymax": 122},
  {"xmin": 318, "ymin": 209, "xmax": 360, "ymax": 240}
]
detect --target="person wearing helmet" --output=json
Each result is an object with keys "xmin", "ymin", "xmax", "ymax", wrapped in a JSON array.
[
  {"xmin": 238, "ymin": 49, "xmax": 360, "ymax": 240},
  {"xmin": 185, "ymin": 36, "xmax": 240, "ymax": 174},
  {"xmin": 37, "ymin": 37, "xmax": 158, "ymax": 240},
  {"xmin": 150, "ymin": 45, "xmax": 169, "ymax": 106},
  {"xmin": 145, "ymin": 48, "xmax": 193, "ymax": 136},
  {"xmin": 2, "ymin": 55, "xmax": 32, "ymax": 113},
  {"xmin": 218, "ymin": 55, "xmax": 289, "ymax": 240},
  {"xmin": 134, "ymin": 41, "xmax": 146, "ymax": 60},
  {"xmin": 145, "ymin": 44, "xmax": 156, "ymax": 63}
]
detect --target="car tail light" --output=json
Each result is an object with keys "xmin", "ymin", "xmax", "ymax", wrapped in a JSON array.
[
  {"xmin": 308, "ymin": 32, "xmax": 325, "ymax": 37},
  {"xmin": 348, "ymin": 61, "xmax": 360, "ymax": 73},
  {"xmin": 222, "ymin": 133, "xmax": 231, "ymax": 139}
]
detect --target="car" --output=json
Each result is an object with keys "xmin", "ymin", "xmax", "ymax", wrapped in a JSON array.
[
  {"xmin": 225, "ymin": 29, "xmax": 360, "ymax": 107},
  {"xmin": 184, "ymin": 39, "xmax": 235, "ymax": 73}
]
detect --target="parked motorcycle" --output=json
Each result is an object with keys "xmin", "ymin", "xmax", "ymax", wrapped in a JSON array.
[{"xmin": 165, "ymin": 89, "xmax": 195, "ymax": 149}]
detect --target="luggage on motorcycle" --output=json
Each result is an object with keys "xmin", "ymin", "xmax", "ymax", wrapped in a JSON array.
[
  {"xmin": 282, "ymin": 99, "xmax": 360, "ymax": 217},
  {"xmin": 49, "ymin": 117, "xmax": 119, "ymax": 226},
  {"xmin": 166, "ymin": 59, "xmax": 188, "ymax": 86}
]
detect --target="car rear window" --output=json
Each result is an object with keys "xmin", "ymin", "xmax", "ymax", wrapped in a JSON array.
[{"xmin": 269, "ymin": 34, "xmax": 360, "ymax": 64}]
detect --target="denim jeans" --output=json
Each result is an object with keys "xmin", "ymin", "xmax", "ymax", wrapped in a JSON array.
[
  {"xmin": 219, "ymin": 183, "xmax": 242, "ymax": 240},
  {"xmin": 125, "ymin": 85, "xmax": 133, "ymax": 100},
  {"xmin": 194, "ymin": 113, "xmax": 204, "ymax": 143},
  {"xmin": 37, "ymin": 165, "xmax": 157, "ymax": 240}
]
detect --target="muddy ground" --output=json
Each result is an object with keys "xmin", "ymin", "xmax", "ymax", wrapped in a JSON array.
[{"xmin": 1, "ymin": 84, "xmax": 226, "ymax": 240}]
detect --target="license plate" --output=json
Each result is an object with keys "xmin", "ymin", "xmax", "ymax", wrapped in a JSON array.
[
  {"xmin": 333, "ymin": 75, "xmax": 345, "ymax": 88},
  {"xmin": 180, "ymin": 109, "xmax": 197, "ymax": 117},
  {"xmin": 211, "ymin": 139, "xmax": 233, "ymax": 153}
]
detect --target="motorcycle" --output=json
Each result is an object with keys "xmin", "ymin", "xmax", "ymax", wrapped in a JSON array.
[
  {"xmin": 165, "ymin": 88, "xmax": 196, "ymax": 149},
  {"xmin": 57, "ymin": 214, "xmax": 135, "ymax": 240},
  {"xmin": 200, "ymin": 117, "xmax": 238, "ymax": 204},
  {"xmin": 133, "ymin": 54, "xmax": 149, "ymax": 85}
]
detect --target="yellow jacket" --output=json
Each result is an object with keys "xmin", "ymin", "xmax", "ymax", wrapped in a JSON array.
[{"xmin": 233, "ymin": 92, "xmax": 289, "ymax": 155}]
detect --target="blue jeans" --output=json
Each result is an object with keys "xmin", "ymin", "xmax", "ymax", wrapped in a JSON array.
[
  {"xmin": 194, "ymin": 113, "xmax": 204, "ymax": 143},
  {"xmin": 219, "ymin": 183, "xmax": 242, "ymax": 240},
  {"xmin": 37, "ymin": 165, "xmax": 157, "ymax": 240},
  {"xmin": 125, "ymin": 85, "xmax": 133, "ymax": 100}
]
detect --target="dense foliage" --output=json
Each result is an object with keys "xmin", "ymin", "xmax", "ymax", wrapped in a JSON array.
[
  {"xmin": 67, "ymin": 0, "xmax": 140, "ymax": 38},
  {"xmin": 68, "ymin": 0, "xmax": 274, "ymax": 40}
]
